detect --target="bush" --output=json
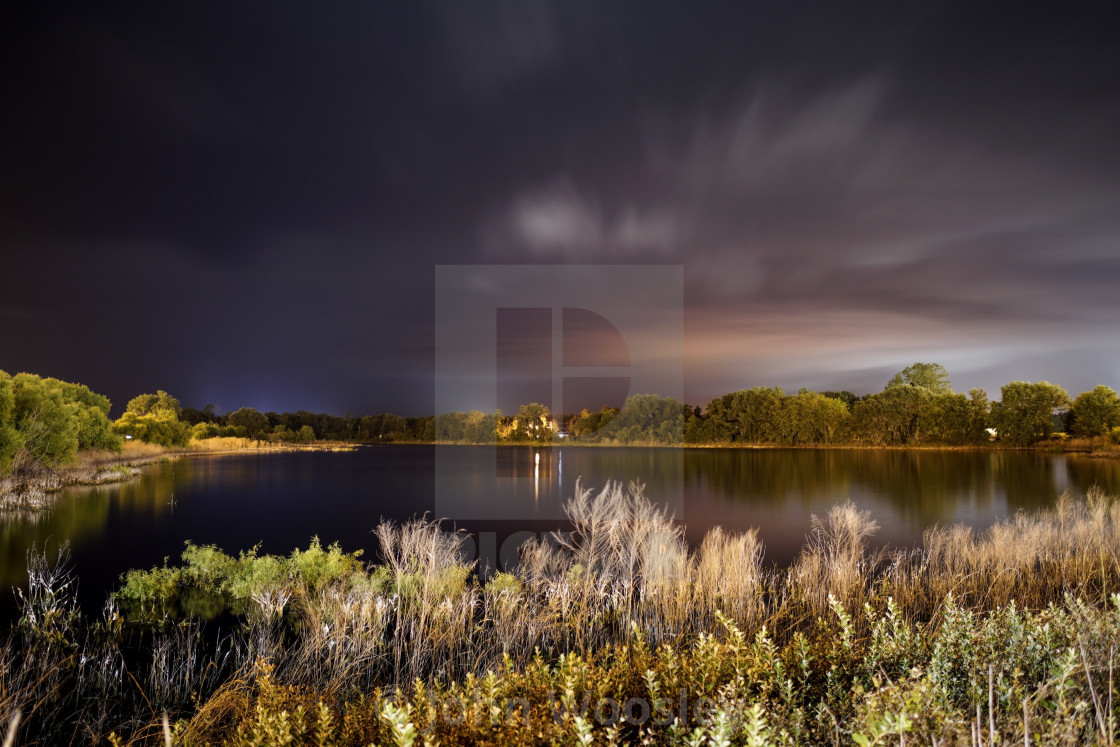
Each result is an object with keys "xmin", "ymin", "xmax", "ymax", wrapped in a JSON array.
[
  {"xmin": 191, "ymin": 422, "xmax": 222, "ymax": 440},
  {"xmin": 116, "ymin": 539, "xmax": 366, "ymax": 620},
  {"xmin": 114, "ymin": 390, "xmax": 191, "ymax": 447}
]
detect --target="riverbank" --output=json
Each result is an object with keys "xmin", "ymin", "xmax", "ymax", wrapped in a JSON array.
[{"xmin": 0, "ymin": 438, "xmax": 359, "ymax": 511}]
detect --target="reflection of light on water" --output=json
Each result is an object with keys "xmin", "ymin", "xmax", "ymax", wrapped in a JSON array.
[
  {"xmin": 559, "ymin": 450, "xmax": 562, "ymax": 488},
  {"xmin": 534, "ymin": 452, "xmax": 540, "ymax": 501}
]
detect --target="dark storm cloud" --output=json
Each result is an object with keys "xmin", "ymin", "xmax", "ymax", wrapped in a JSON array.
[{"xmin": 2, "ymin": 2, "xmax": 1118, "ymax": 413}]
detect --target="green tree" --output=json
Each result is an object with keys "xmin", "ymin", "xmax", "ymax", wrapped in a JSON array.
[
  {"xmin": 462, "ymin": 410, "xmax": 499, "ymax": 444},
  {"xmin": 505, "ymin": 403, "xmax": 554, "ymax": 442},
  {"xmin": 0, "ymin": 372, "xmax": 121, "ymax": 472},
  {"xmin": 886, "ymin": 362, "xmax": 953, "ymax": 394},
  {"xmin": 0, "ymin": 371, "xmax": 25, "ymax": 475},
  {"xmin": 124, "ymin": 391, "xmax": 183, "ymax": 419},
  {"xmin": 114, "ymin": 390, "xmax": 191, "ymax": 446},
  {"xmin": 569, "ymin": 406, "xmax": 619, "ymax": 440},
  {"xmin": 435, "ymin": 412, "xmax": 467, "ymax": 442},
  {"xmin": 1069, "ymin": 385, "xmax": 1120, "ymax": 437},
  {"xmin": 966, "ymin": 388, "xmax": 991, "ymax": 443},
  {"xmin": 608, "ymin": 394, "xmax": 685, "ymax": 444},
  {"xmin": 779, "ymin": 390, "xmax": 851, "ymax": 445},
  {"xmin": 921, "ymin": 392, "xmax": 973, "ymax": 445},
  {"xmin": 708, "ymin": 387, "xmax": 785, "ymax": 443},
  {"xmin": 11, "ymin": 373, "xmax": 81, "ymax": 466},
  {"xmin": 989, "ymin": 381, "xmax": 1070, "ymax": 445},
  {"xmin": 53, "ymin": 380, "xmax": 121, "ymax": 451},
  {"xmin": 852, "ymin": 385, "xmax": 933, "ymax": 444}
]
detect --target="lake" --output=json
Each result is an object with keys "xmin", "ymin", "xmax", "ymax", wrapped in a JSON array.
[{"xmin": 2, "ymin": 445, "xmax": 1119, "ymax": 615}]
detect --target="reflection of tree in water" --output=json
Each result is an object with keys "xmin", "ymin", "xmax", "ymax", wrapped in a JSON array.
[
  {"xmin": 684, "ymin": 449, "xmax": 853, "ymax": 507},
  {"xmin": 680, "ymin": 449, "xmax": 1119, "ymax": 528},
  {"xmin": 989, "ymin": 453, "xmax": 1059, "ymax": 513},
  {"xmin": 0, "ymin": 460, "xmax": 186, "ymax": 591},
  {"xmin": 1064, "ymin": 456, "xmax": 1120, "ymax": 499}
]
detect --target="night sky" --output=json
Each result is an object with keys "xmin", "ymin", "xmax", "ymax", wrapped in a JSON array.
[{"xmin": 3, "ymin": 3, "xmax": 1119, "ymax": 416}]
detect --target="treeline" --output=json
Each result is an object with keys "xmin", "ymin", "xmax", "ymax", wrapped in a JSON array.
[
  {"xmin": 428, "ymin": 363, "xmax": 1120, "ymax": 448},
  {"xmin": 4, "ymin": 362, "xmax": 1119, "ymax": 478},
  {"xmin": 183, "ymin": 406, "xmax": 436, "ymax": 443}
]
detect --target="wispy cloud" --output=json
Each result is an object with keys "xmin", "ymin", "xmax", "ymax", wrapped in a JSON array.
[{"xmin": 484, "ymin": 179, "xmax": 679, "ymax": 259}]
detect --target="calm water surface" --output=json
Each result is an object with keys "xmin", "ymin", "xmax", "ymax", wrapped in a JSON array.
[{"xmin": 2, "ymin": 445, "xmax": 1119, "ymax": 614}]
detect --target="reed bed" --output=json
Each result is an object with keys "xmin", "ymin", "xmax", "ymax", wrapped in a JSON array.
[{"xmin": 3, "ymin": 482, "xmax": 1120, "ymax": 744}]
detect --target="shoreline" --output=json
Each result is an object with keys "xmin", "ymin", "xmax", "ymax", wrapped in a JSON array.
[
  {"xmin": 411, "ymin": 438, "xmax": 1120, "ymax": 457},
  {"xmin": 0, "ymin": 438, "xmax": 360, "ymax": 511}
]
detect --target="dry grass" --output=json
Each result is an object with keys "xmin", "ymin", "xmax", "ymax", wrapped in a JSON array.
[
  {"xmin": 887, "ymin": 487, "xmax": 1120, "ymax": 617},
  {"xmin": 185, "ymin": 437, "xmax": 283, "ymax": 453},
  {"xmin": 788, "ymin": 501, "xmax": 883, "ymax": 626},
  {"xmin": 8, "ymin": 482, "xmax": 1120, "ymax": 743}
]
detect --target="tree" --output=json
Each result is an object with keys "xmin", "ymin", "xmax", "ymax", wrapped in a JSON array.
[
  {"xmin": 114, "ymin": 390, "xmax": 191, "ymax": 447},
  {"xmin": 11, "ymin": 373, "xmax": 81, "ymax": 466},
  {"xmin": 708, "ymin": 387, "xmax": 785, "ymax": 443},
  {"xmin": 0, "ymin": 372, "xmax": 122, "ymax": 472},
  {"xmin": 778, "ymin": 390, "xmax": 851, "ymax": 445},
  {"xmin": 53, "ymin": 380, "xmax": 120, "ymax": 451},
  {"xmin": 852, "ymin": 385, "xmax": 933, "ymax": 444},
  {"xmin": 0, "ymin": 371, "xmax": 24, "ymax": 475},
  {"xmin": 517, "ymin": 402, "xmax": 554, "ymax": 442},
  {"xmin": 966, "ymin": 388, "xmax": 991, "ymax": 443},
  {"xmin": 920, "ymin": 392, "xmax": 973, "ymax": 445},
  {"xmin": 1069, "ymin": 385, "xmax": 1120, "ymax": 437},
  {"xmin": 820, "ymin": 390, "xmax": 859, "ymax": 410},
  {"xmin": 886, "ymin": 362, "xmax": 953, "ymax": 394},
  {"xmin": 124, "ymin": 391, "xmax": 183, "ymax": 419},
  {"xmin": 569, "ymin": 406, "xmax": 619, "ymax": 440},
  {"xmin": 989, "ymin": 381, "xmax": 1070, "ymax": 445},
  {"xmin": 462, "ymin": 410, "xmax": 499, "ymax": 444},
  {"xmin": 181, "ymin": 405, "xmax": 217, "ymax": 426},
  {"xmin": 227, "ymin": 407, "xmax": 270, "ymax": 440},
  {"xmin": 608, "ymin": 394, "xmax": 685, "ymax": 444}
]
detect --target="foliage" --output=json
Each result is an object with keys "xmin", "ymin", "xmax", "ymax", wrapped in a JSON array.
[
  {"xmin": 777, "ymin": 389, "xmax": 850, "ymax": 445},
  {"xmin": 114, "ymin": 389, "xmax": 191, "ymax": 447},
  {"xmin": 227, "ymin": 407, "xmax": 270, "ymax": 440},
  {"xmin": 0, "ymin": 371, "xmax": 23, "ymax": 475},
  {"xmin": 191, "ymin": 422, "xmax": 244, "ymax": 440},
  {"xmin": 886, "ymin": 362, "xmax": 953, "ymax": 393},
  {"xmin": 115, "ymin": 538, "xmax": 365, "ymax": 619},
  {"xmin": 0, "ymin": 371, "xmax": 122, "ymax": 473},
  {"xmin": 11, "ymin": 373, "xmax": 81, "ymax": 466},
  {"xmin": 852, "ymin": 385, "xmax": 932, "ymax": 444},
  {"xmin": 706, "ymin": 387, "xmax": 787, "ymax": 443},
  {"xmin": 989, "ymin": 381, "xmax": 1070, "ymax": 445},
  {"xmin": 569, "ymin": 406, "xmax": 620, "ymax": 438},
  {"xmin": 605, "ymin": 393, "xmax": 685, "ymax": 444},
  {"xmin": 1069, "ymin": 385, "xmax": 1120, "ymax": 437},
  {"xmin": 8, "ymin": 487, "xmax": 1120, "ymax": 744}
]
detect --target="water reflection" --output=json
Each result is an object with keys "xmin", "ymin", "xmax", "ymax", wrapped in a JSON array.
[{"xmin": 0, "ymin": 447, "xmax": 1118, "ymax": 614}]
